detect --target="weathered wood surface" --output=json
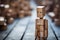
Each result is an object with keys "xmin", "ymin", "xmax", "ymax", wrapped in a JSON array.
[
  {"xmin": 0, "ymin": 0, "xmax": 59, "ymax": 40},
  {"xmin": 5, "ymin": 17, "xmax": 30, "ymax": 40},
  {"xmin": 0, "ymin": 19, "xmax": 20, "ymax": 40},
  {"xmin": 45, "ymin": 14, "xmax": 60, "ymax": 40},
  {"xmin": 0, "ymin": 16, "xmax": 57, "ymax": 40}
]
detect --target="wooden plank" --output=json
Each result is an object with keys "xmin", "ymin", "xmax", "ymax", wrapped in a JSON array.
[
  {"xmin": 22, "ymin": 18, "xmax": 57, "ymax": 40},
  {"xmin": 45, "ymin": 14, "xmax": 60, "ymax": 40},
  {"xmin": 5, "ymin": 17, "xmax": 30, "ymax": 40},
  {"xmin": 23, "ymin": 20, "xmax": 35, "ymax": 40},
  {"xmin": 45, "ymin": 14, "xmax": 58, "ymax": 40},
  {"xmin": 50, "ymin": 22, "xmax": 60, "ymax": 40},
  {"xmin": 47, "ymin": 21, "xmax": 57, "ymax": 40},
  {"xmin": 22, "ymin": 1, "xmax": 36, "ymax": 40},
  {"xmin": 0, "ymin": 19, "xmax": 20, "ymax": 40}
]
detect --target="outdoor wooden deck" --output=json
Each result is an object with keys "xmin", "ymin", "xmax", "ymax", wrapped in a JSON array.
[{"xmin": 0, "ymin": 0, "xmax": 60, "ymax": 40}]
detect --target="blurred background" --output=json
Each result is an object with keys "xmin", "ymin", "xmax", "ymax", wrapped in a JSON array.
[{"xmin": 0, "ymin": 0, "xmax": 60, "ymax": 40}]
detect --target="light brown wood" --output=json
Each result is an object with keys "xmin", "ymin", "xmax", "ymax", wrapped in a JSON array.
[{"xmin": 37, "ymin": 6, "xmax": 45, "ymax": 18}]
